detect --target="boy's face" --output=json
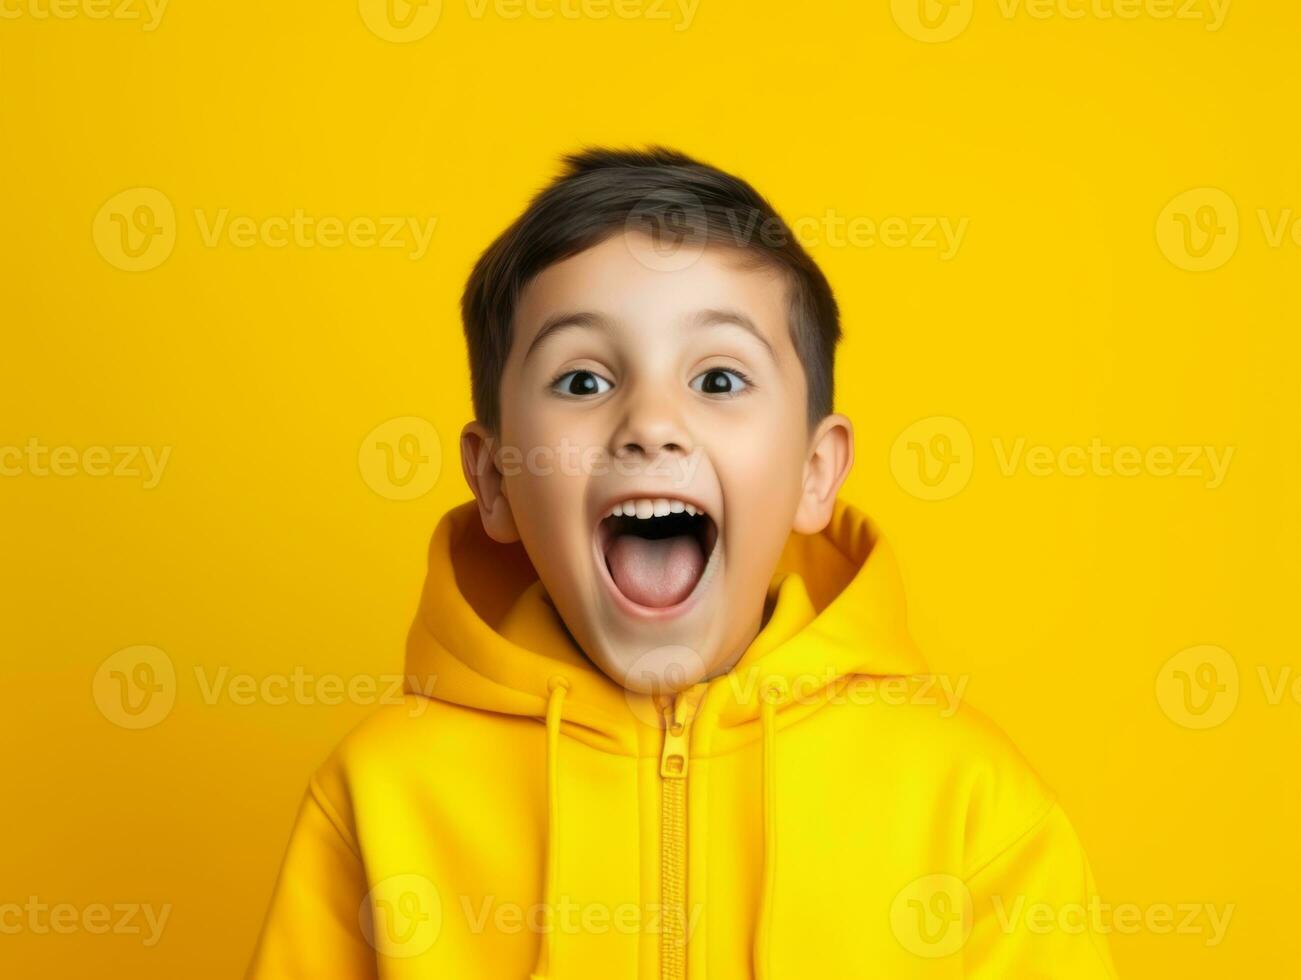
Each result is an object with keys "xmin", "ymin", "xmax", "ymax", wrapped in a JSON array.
[{"xmin": 462, "ymin": 231, "xmax": 852, "ymax": 695}]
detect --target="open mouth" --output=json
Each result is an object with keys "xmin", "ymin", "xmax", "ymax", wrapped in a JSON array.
[{"xmin": 596, "ymin": 498, "xmax": 719, "ymax": 611}]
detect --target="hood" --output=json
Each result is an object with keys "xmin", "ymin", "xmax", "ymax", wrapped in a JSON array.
[
  {"xmin": 248, "ymin": 496, "xmax": 1113, "ymax": 980},
  {"xmin": 404, "ymin": 497, "xmax": 925, "ymax": 756}
]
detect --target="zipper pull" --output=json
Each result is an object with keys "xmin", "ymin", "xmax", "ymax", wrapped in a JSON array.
[{"xmin": 659, "ymin": 687, "xmax": 702, "ymax": 779}]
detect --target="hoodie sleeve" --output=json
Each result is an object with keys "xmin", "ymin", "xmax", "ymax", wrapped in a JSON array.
[
  {"xmin": 245, "ymin": 779, "xmax": 377, "ymax": 980},
  {"xmin": 963, "ymin": 801, "xmax": 1118, "ymax": 978}
]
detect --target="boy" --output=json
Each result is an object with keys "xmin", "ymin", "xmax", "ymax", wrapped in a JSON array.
[{"xmin": 247, "ymin": 147, "xmax": 1116, "ymax": 978}]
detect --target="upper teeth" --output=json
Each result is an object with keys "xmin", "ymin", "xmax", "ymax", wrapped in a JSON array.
[{"xmin": 609, "ymin": 498, "xmax": 699, "ymax": 519}]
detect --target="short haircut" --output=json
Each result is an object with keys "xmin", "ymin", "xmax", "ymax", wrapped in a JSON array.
[{"xmin": 461, "ymin": 145, "xmax": 841, "ymax": 431}]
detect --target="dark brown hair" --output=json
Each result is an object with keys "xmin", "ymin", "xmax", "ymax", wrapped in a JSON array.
[{"xmin": 461, "ymin": 146, "xmax": 841, "ymax": 431}]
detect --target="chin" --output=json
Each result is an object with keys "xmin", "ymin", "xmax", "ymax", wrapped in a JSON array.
[{"xmin": 573, "ymin": 611, "xmax": 720, "ymax": 696}]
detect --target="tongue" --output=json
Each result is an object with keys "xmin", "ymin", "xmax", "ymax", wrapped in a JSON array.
[{"xmin": 606, "ymin": 533, "xmax": 705, "ymax": 608}]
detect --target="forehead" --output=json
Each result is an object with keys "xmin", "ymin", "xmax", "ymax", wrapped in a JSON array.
[{"xmin": 511, "ymin": 231, "xmax": 792, "ymax": 353}]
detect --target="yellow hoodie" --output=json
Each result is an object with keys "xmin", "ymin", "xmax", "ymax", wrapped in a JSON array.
[{"xmin": 246, "ymin": 500, "xmax": 1117, "ymax": 979}]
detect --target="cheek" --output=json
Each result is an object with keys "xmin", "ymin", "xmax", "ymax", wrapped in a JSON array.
[
  {"xmin": 504, "ymin": 391, "xmax": 607, "ymax": 456},
  {"xmin": 711, "ymin": 412, "xmax": 806, "ymax": 549},
  {"xmin": 499, "ymin": 407, "xmax": 603, "ymax": 534},
  {"xmin": 711, "ymin": 403, "xmax": 806, "ymax": 492}
]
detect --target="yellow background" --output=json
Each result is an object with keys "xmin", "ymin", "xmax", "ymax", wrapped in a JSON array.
[{"xmin": 1, "ymin": 0, "xmax": 1297, "ymax": 976}]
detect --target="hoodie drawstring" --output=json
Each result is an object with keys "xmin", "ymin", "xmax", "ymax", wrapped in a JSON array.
[
  {"xmin": 532, "ymin": 674, "xmax": 780, "ymax": 979},
  {"xmin": 531, "ymin": 675, "xmax": 570, "ymax": 980},
  {"xmin": 754, "ymin": 680, "xmax": 783, "ymax": 980}
]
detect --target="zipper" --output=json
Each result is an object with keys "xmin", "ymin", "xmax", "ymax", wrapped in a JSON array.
[{"xmin": 660, "ymin": 686, "xmax": 702, "ymax": 980}]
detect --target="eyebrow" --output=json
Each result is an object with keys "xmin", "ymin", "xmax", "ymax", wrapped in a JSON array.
[
  {"xmin": 523, "ymin": 310, "xmax": 614, "ymax": 363},
  {"xmin": 521, "ymin": 306, "xmax": 777, "ymax": 363},
  {"xmin": 687, "ymin": 307, "xmax": 776, "ymax": 359}
]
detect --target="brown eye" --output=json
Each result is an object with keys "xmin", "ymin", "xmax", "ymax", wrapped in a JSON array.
[
  {"xmin": 691, "ymin": 369, "xmax": 748, "ymax": 396},
  {"xmin": 551, "ymin": 370, "xmax": 612, "ymax": 397}
]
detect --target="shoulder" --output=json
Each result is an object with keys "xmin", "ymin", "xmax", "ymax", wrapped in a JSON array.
[
  {"xmin": 934, "ymin": 698, "xmax": 1060, "ymax": 873},
  {"xmin": 831, "ymin": 677, "xmax": 1058, "ymax": 869},
  {"xmin": 306, "ymin": 695, "xmax": 466, "ymax": 837}
]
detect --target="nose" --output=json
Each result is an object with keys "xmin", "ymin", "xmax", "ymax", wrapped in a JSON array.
[{"xmin": 610, "ymin": 383, "xmax": 692, "ymax": 462}]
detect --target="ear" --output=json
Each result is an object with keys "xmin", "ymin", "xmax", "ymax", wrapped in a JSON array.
[
  {"xmin": 792, "ymin": 413, "xmax": 854, "ymax": 535},
  {"xmin": 459, "ymin": 421, "xmax": 520, "ymax": 543}
]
